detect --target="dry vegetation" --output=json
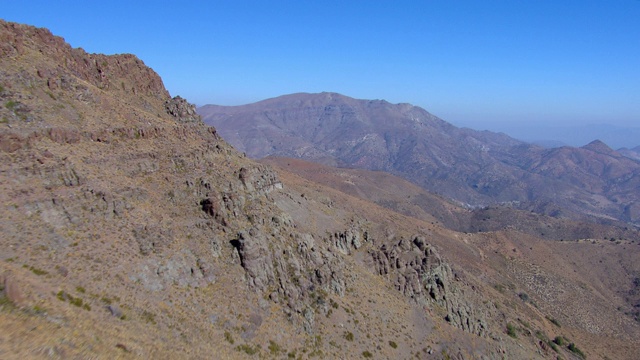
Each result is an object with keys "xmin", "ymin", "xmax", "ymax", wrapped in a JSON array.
[{"xmin": 1, "ymin": 20, "xmax": 639, "ymax": 360}]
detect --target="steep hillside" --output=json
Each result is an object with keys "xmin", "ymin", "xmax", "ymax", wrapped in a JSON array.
[
  {"xmin": 2, "ymin": 20, "xmax": 639, "ymax": 360},
  {"xmin": 261, "ymin": 157, "xmax": 639, "ymax": 242},
  {"xmin": 199, "ymin": 93, "xmax": 640, "ymax": 225}
]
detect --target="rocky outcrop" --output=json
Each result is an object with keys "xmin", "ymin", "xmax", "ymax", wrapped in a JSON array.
[
  {"xmin": 165, "ymin": 95, "xmax": 201, "ymax": 123},
  {"xmin": 1, "ymin": 21, "xmax": 169, "ymax": 98},
  {"xmin": 370, "ymin": 235, "xmax": 488, "ymax": 336},
  {"xmin": 237, "ymin": 165, "xmax": 283, "ymax": 194},
  {"xmin": 329, "ymin": 225, "xmax": 368, "ymax": 255},
  {"xmin": 233, "ymin": 228, "xmax": 275, "ymax": 291}
]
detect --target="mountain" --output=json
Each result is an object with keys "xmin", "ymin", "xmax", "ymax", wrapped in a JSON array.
[
  {"xmin": 619, "ymin": 146, "xmax": 640, "ymax": 161},
  {"xmin": 2, "ymin": 20, "xmax": 640, "ymax": 359},
  {"xmin": 199, "ymin": 93, "xmax": 640, "ymax": 225},
  {"xmin": 468, "ymin": 123, "xmax": 640, "ymax": 150}
]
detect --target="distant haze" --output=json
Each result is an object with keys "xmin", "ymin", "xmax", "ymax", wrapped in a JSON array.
[{"xmin": 449, "ymin": 122, "xmax": 640, "ymax": 149}]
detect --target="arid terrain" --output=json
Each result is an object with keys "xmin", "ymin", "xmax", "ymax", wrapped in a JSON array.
[
  {"xmin": 199, "ymin": 93, "xmax": 640, "ymax": 226},
  {"xmin": 1, "ymin": 20, "xmax": 639, "ymax": 360}
]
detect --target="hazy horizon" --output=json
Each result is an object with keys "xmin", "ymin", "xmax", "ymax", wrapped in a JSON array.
[{"xmin": 4, "ymin": 1, "xmax": 639, "ymax": 146}]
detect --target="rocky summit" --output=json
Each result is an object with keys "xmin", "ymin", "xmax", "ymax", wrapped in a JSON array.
[{"xmin": 1, "ymin": 20, "xmax": 640, "ymax": 360}]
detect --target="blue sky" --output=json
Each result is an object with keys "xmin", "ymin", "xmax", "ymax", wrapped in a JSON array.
[{"xmin": 3, "ymin": 1, "xmax": 640, "ymax": 144}]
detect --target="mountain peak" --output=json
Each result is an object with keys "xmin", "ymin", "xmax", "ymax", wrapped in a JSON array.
[{"xmin": 581, "ymin": 139, "xmax": 614, "ymax": 154}]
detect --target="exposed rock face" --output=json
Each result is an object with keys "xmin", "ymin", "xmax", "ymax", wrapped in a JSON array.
[
  {"xmin": 231, "ymin": 224, "xmax": 350, "ymax": 332},
  {"xmin": 165, "ymin": 95, "xmax": 201, "ymax": 123},
  {"xmin": 329, "ymin": 225, "xmax": 368, "ymax": 255},
  {"xmin": 370, "ymin": 236, "xmax": 487, "ymax": 336},
  {"xmin": 234, "ymin": 228, "xmax": 275, "ymax": 291}
]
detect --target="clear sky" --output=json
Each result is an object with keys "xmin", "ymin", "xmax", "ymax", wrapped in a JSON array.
[{"xmin": 3, "ymin": 1, "xmax": 640, "ymax": 141}]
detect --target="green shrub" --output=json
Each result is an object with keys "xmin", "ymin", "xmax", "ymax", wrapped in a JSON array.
[
  {"xmin": 553, "ymin": 336, "xmax": 565, "ymax": 346},
  {"xmin": 236, "ymin": 344, "xmax": 260, "ymax": 355},
  {"xmin": 389, "ymin": 340, "xmax": 398, "ymax": 348},
  {"xmin": 568, "ymin": 343, "xmax": 585, "ymax": 358},
  {"xmin": 506, "ymin": 323, "xmax": 517, "ymax": 338},
  {"xmin": 5, "ymin": 100, "xmax": 17, "ymax": 110},
  {"xmin": 362, "ymin": 350, "xmax": 373, "ymax": 358},
  {"xmin": 344, "ymin": 331, "xmax": 354, "ymax": 341},
  {"xmin": 26, "ymin": 265, "xmax": 48, "ymax": 276}
]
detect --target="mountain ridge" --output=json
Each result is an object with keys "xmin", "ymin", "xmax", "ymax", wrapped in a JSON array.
[
  {"xmin": 199, "ymin": 92, "xmax": 640, "ymax": 225},
  {"xmin": 2, "ymin": 20, "xmax": 640, "ymax": 359}
]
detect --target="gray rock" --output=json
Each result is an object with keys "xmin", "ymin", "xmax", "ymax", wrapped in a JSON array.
[
  {"xmin": 106, "ymin": 305, "xmax": 123, "ymax": 318},
  {"xmin": 165, "ymin": 96, "xmax": 201, "ymax": 123}
]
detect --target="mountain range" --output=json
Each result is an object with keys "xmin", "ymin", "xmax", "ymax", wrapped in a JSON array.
[
  {"xmin": 1, "ymin": 20, "xmax": 640, "ymax": 360},
  {"xmin": 199, "ymin": 93, "xmax": 640, "ymax": 225}
]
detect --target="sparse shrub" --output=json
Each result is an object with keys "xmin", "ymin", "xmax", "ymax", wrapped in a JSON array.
[
  {"xmin": 224, "ymin": 331, "xmax": 235, "ymax": 344},
  {"xmin": 141, "ymin": 310, "xmax": 156, "ymax": 324},
  {"xmin": 344, "ymin": 331, "xmax": 354, "ymax": 341},
  {"xmin": 69, "ymin": 296, "xmax": 84, "ymax": 308},
  {"xmin": 518, "ymin": 292, "xmax": 529, "ymax": 302},
  {"xmin": 548, "ymin": 340, "xmax": 559, "ymax": 352},
  {"xmin": 568, "ymin": 343, "xmax": 585, "ymax": 358},
  {"xmin": 362, "ymin": 350, "xmax": 373, "ymax": 358},
  {"xmin": 25, "ymin": 265, "xmax": 48, "ymax": 276},
  {"xmin": 389, "ymin": 340, "xmax": 398, "ymax": 348},
  {"xmin": 236, "ymin": 344, "xmax": 260, "ymax": 355},
  {"xmin": 56, "ymin": 290, "xmax": 90, "ymax": 311},
  {"xmin": 268, "ymin": 340, "xmax": 281, "ymax": 355},
  {"xmin": 0, "ymin": 293, "xmax": 14, "ymax": 309},
  {"xmin": 546, "ymin": 316, "xmax": 561, "ymax": 327},
  {"xmin": 553, "ymin": 336, "xmax": 565, "ymax": 346},
  {"xmin": 287, "ymin": 350, "xmax": 296, "ymax": 358},
  {"xmin": 330, "ymin": 298, "xmax": 339, "ymax": 309},
  {"xmin": 5, "ymin": 100, "xmax": 17, "ymax": 110},
  {"xmin": 101, "ymin": 296, "xmax": 113, "ymax": 305},
  {"xmin": 76, "ymin": 286, "xmax": 86, "ymax": 293},
  {"xmin": 506, "ymin": 323, "xmax": 517, "ymax": 338}
]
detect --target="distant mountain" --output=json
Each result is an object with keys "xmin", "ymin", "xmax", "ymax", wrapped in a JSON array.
[
  {"xmin": 473, "ymin": 122, "xmax": 640, "ymax": 150},
  {"xmin": 619, "ymin": 146, "xmax": 640, "ymax": 161},
  {"xmin": 199, "ymin": 93, "xmax": 640, "ymax": 225}
]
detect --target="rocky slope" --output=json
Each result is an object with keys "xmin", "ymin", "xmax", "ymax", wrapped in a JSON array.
[
  {"xmin": 199, "ymin": 93, "xmax": 640, "ymax": 225},
  {"xmin": 1, "ymin": 20, "xmax": 639, "ymax": 360}
]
